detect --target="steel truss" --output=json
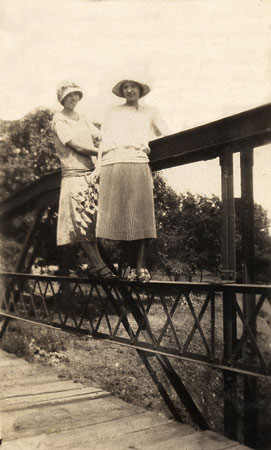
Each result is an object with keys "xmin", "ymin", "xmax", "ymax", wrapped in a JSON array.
[{"xmin": 1, "ymin": 273, "xmax": 270, "ymax": 379}]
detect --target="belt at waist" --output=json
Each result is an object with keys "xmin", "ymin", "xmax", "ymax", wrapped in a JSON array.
[{"xmin": 61, "ymin": 168, "xmax": 94, "ymax": 178}]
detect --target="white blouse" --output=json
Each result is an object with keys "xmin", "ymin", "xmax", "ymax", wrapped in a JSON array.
[
  {"xmin": 100, "ymin": 104, "xmax": 169, "ymax": 166},
  {"xmin": 52, "ymin": 112, "xmax": 100, "ymax": 171}
]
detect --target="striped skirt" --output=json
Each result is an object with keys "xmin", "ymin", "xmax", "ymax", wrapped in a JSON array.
[{"xmin": 96, "ymin": 163, "xmax": 157, "ymax": 241}]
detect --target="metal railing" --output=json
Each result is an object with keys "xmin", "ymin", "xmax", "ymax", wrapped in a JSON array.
[{"xmin": 1, "ymin": 272, "xmax": 270, "ymax": 378}]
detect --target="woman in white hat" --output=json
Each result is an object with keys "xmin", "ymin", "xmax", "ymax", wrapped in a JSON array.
[
  {"xmin": 96, "ymin": 77, "xmax": 169, "ymax": 282},
  {"xmin": 52, "ymin": 80, "xmax": 115, "ymax": 278}
]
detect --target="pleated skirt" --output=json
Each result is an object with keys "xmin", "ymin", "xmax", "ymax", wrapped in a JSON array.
[{"xmin": 96, "ymin": 163, "xmax": 157, "ymax": 240}]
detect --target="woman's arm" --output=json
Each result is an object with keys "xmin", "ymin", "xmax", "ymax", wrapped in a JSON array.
[
  {"xmin": 66, "ymin": 140, "xmax": 98, "ymax": 157},
  {"xmin": 53, "ymin": 113, "xmax": 99, "ymax": 156},
  {"xmin": 151, "ymin": 107, "xmax": 170, "ymax": 137}
]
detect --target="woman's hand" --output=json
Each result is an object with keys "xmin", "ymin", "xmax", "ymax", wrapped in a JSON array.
[
  {"xmin": 67, "ymin": 140, "xmax": 98, "ymax": 156},
  {"xmin": 101, "ymin": 149, "xmax": 109, "ymax": 155},
  {"xmin": 142, "ymin": 147, "xmax": 150, "ymax": 156}
]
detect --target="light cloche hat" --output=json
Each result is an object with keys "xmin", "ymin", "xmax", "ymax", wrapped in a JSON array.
[
  {"xmin": 57, "ymin": 80, "xmax": 83, "ymax": 104},
  {"xmin": 112, "ymin": 78, "xmax": 151, "ymax": 98}
]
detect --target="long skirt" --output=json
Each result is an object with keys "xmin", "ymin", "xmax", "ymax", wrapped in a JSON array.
[
  {"xmin": 57, "ymin": 175, "xmax": 96, "ymax": 245},
  {"xmin": 96, "ymin": 163, "xmax": 157, "ymax": 241}
]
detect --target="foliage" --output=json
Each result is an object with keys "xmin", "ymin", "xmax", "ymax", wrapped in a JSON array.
[
  {"xmin": 152, "ymin": 174, "xmax": 222, "ymax": 280},
  {"xmin": 0, "ymin": 237, "xmax": 22, "ymax": 271},
  {"xmin": 0, "ymin": 108, "xmax": 59, "ymax": 198},
  {"xmin": 0, "ymin": 321, "xmax": 68, "ymax": 360},
  {"xmin": 235, "ymin": 200, "xmax": 271, "ymax": 282}
]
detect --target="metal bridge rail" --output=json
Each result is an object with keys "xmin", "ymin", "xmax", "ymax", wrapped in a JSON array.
[{"xmin": 1, "ymin": 272, "xmax": 270, "ymax": 379}]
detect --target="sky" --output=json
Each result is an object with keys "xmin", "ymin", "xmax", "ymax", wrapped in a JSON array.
[{"xmin": 0, "ymin": 0, "xmax": 270, "ymax": 220}]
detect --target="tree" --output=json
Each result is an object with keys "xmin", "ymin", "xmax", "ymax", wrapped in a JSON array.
[
  {"xmin": 0, "ymin": 108, "xmax": 59, "ymax": 198},
  {"xmin": 235, "ymin": 200, "xmax": 271, "ymax": 282},
  {"xmin": 151, "ymin": 179, "xmax": 222, "ymax": 280},
  {"xmin": 150, "ymin": 173, "xmax": 186, "ymax": 279}
]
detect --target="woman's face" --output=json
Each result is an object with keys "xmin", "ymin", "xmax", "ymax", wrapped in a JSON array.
[
  {"xmin": 62, "ymin": 91, "xmax": 80, "ymax": 111},
  {"xmin": 121, "ymin": 81, "xmax": 141, "ymax": 103}
]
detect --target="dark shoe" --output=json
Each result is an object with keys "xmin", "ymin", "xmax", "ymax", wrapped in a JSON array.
[{"xmin": 90, "ymin": 266, "xmax": 117, "ymax": 279}]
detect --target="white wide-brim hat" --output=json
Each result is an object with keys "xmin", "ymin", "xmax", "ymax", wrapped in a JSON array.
[{"xmin": 112, "ymin": 79, "xmax": 151, "ymax": 98}]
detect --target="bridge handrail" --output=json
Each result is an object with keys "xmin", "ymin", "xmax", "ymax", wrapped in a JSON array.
[
  {"xmin": 0, "ymin": 270, "xmax": 270, "ymax": 293},
  {"xmin": 1, "ymin": 271, "xmax": 270, "ymax": 377},
  {"xmin": 149, "ymin": 102, "xmax": 271, "ymax": 170},
  {"xmin": 1, "ymin": 103, "xmax": 270, "ymax": 221}
]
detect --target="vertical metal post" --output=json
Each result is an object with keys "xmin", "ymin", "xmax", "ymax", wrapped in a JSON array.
[
  {"xmin": 219, "ymin": 150, "xmax": 236, "ymax": 281},
  {"xmin": 220, "ymin": 149, "xmax": 238, "ymax": 440},
  {"xmin": 240, "ymin": 146, "xmax": 257, "ymax": 448},
  {"xmin": 222, "ymin": 288, "xmax": 238, "ymax": 441},
  {"xmin": 240, "ymin": 147, "xmax": 255, "ymax": 283}
]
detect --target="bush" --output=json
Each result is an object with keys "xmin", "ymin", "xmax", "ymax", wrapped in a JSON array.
[{"xmin": 0, "ymin": 321, "xmax": 69, "ymax": 361}]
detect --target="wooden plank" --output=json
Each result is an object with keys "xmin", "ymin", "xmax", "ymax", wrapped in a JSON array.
[
  {"xmin": 2, "ymin": 387, "xmax": 110, "ymax": 411},
  {"xmin": 229, "ymin": 446, "xmax": 251, "ymax": 449},
  {"xmin": 55, "ymin": 421, "xmax": 195, "ymax": 450},
  {"xmin": 2, "ymin": 395, "xmax": 154, "ymax": 440},
  {"xmin": 2, "ymin": 433, "xmax": 48, "ymax": 450},
  {"xmin": 143, "ymin": 430, "xmax": 251, "ymax": 450},
  {"xmin": 3, "ymin": 380, "xmax": 99, "ymax": 399},
  {"xmin": 1, "ymin": 375, "xmax": 69, "ymax": 389},
  {"xmin": 2, "ymin": 409, "xmax": 171, "ymax": 449}
]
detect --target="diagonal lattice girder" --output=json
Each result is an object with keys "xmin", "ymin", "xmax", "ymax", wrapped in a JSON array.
[
  {"xmin": 231, "ymin": 295, "xmax": 269, "ymax": 371},
  {"xmin": 0, "ymin": 272, "xmax": 270, "ymax": 378},
  {"xmin": 182, "ymin": 292, "xmax": 214, "ymax": 357}
]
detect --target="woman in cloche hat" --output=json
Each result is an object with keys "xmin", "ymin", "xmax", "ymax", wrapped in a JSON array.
[
  {"xmin": 96, "ymin": 76, "xmax": 169, "ymax": 282},
  {"xmin": 52, "ymin": 80, "xmax": 115, "ymax": 278}
]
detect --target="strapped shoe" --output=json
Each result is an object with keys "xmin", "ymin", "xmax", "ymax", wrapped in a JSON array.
[
  {"xmin": 137, "ymin": 268, "xmax": 151, "ymax": 283},
  {"xmin": 127, "ymin": 268, "xmax": 138, "ymax": 281}
]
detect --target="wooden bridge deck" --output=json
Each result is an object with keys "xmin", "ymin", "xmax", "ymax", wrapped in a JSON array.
[{"xmin": 0, "ymin": 350, "xmax": 250, "ymax": 450}]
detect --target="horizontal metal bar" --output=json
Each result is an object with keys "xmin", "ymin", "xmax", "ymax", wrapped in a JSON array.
[
  {"xmin": 150, "ymin": 103, "xmax": 271, "ymax": 170},
  {"xmin": 0, "ymin": 272, "xmax": 270, "ymax": 295},
  {"xmin": 1, "ymin": 310, "xmax": 270, "ymax": 379}
]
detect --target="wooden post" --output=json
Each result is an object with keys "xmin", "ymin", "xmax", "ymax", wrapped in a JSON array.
[
  {"xmin": 240, "ymin": 146, "xmax": 257, "ymax": 448},
  {"xmin": 219, "ymin": 150, "xmax": 238, "ymax": 440}
]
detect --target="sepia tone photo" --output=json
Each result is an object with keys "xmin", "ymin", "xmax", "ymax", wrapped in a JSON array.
[{"xmin": 0, "ymin": 0, "xmax": 270, "ymax": 448}]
